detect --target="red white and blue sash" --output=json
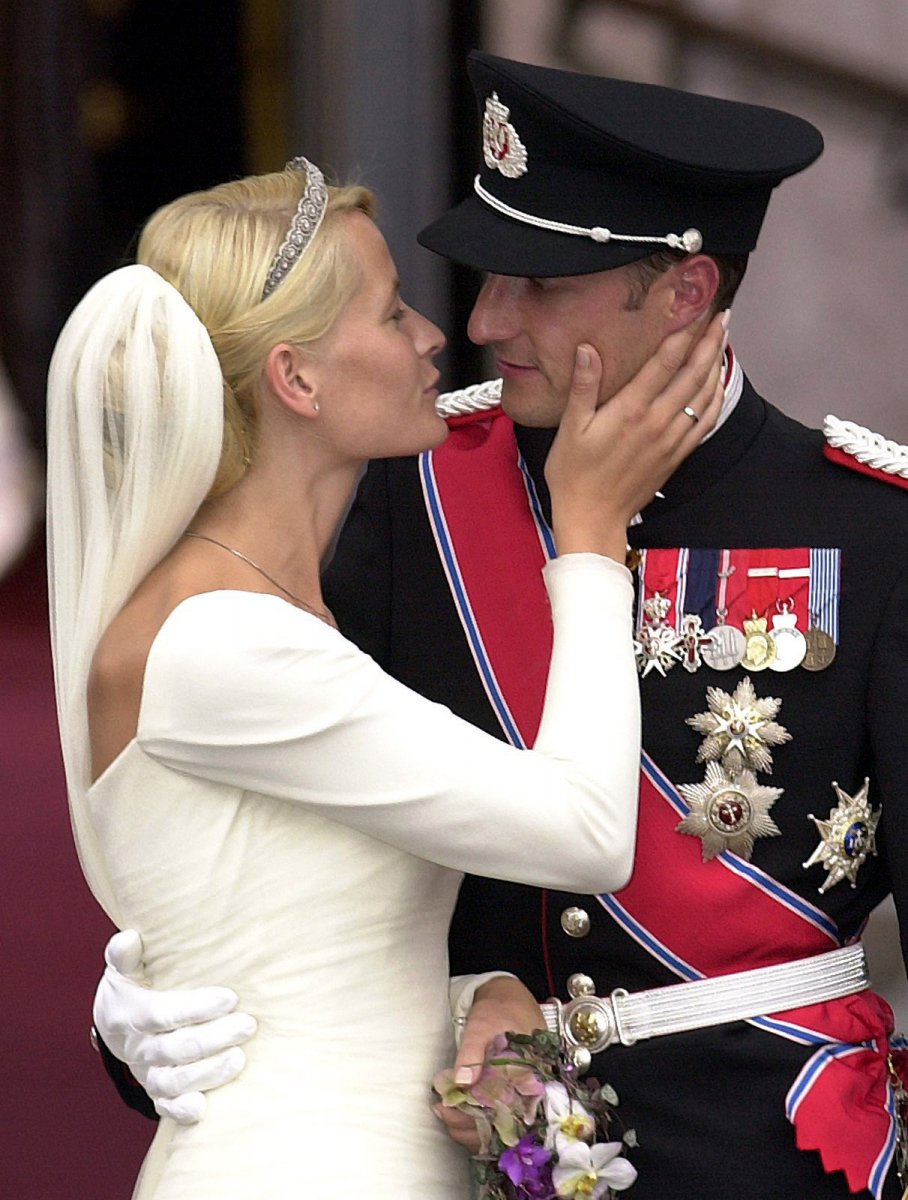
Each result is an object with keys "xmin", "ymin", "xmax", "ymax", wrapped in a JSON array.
[{"xmin": 419, "ymin": 406, "xmax": 904, "ymax": 1197}]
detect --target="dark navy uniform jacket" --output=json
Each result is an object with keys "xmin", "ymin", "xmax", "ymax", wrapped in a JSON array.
[{"xmin": 324, "ymin": 377, "xmax": 908, "ymax": 1200}]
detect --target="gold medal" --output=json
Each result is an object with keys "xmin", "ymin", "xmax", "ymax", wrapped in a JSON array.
[{"xmin": 741, "ymin": 613, "xmax": 777, "ymax": 672}]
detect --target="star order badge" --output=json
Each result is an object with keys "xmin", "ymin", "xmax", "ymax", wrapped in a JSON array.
[
  {"xmin": 674, "ymin": 613, "xmax": 714, "ymax": 674},
  {"xmin": 686, "ymin": 676, "xmax": 791, "ymax": 775},
  {"xmin": 634, "ymin": 593, "xmax": 682, "ymax": 677},
  {"xmin": 677, "ymin": 761, "xmax": 783, "ymax": 861},
  {"xmin": 635, "ymin": 623, "xmax": 682, "ymax": 677},
  {"xmin": 803, "ymin": 778, "xmax": 880, "ymax": 893}
]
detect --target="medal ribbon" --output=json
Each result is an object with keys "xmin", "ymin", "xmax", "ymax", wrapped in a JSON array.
[
  {"xmin": 638, "ymin": 548, "xmax": 684, "ymax": 630},
  {"xmin": 810, "ymin": 548, "xmax": 842, "ymax": 642},
  {"xmin": 684, "ymin": 548, "xmax": 721, "ymax": 627},
  {"xmin": 744, "ymin": 548, "xmax": 812, "ymax": 629},
  {"xmin": 722, "ymin": 548, "xmax": 752, "ymax": 628},
  {"xmin": 744, "ymin": 548, "xmax": 782, "ymax": 623},
  {"xmin": 421, "ymin": 411, "xmax": 899, "ymax": 1197}
]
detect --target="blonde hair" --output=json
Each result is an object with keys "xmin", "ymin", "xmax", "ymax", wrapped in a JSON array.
[{"xmin": 137, "ymin": 164, "xmax": 375, "ymax": 494}]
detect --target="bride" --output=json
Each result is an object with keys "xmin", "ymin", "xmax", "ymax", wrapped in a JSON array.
[{"xmin": 47, "ymin": 157, "xmax": 724, "ymax": 1198}]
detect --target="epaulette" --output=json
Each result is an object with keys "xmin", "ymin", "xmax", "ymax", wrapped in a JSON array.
[
  {"xmin": 823, "ymin": 414, "xmax": 908, "ymax": 491},
  {"xmin": 436, "ymin": 378, "xmax": 503, "ymax": 427}
]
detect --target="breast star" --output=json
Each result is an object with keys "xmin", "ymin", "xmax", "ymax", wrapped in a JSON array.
[{"xmin": 677, "ymin": 761, "xmax": 783, "ymax": 862}]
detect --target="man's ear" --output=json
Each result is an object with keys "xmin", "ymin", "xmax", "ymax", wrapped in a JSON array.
[
  {"xmin": 667, "ymin": 255, "xmax": 720, "ymax": 328},
  {"xmin": 263, "ymin": 343, "xmax": 320, "ymax": 418}
]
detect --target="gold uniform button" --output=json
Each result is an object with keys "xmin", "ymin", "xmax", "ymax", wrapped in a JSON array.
[{"xmin": 560, "ymin": 906, "xmax": 591, "ymax": 937}]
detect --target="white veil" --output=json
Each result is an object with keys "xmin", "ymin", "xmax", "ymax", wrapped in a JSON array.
[{"xmin": 46, "ymin": 264, "xmax": 224, "ymax": 920}]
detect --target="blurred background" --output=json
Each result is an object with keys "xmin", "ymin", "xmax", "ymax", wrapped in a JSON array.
[{"xmin": 2, "ymin": 2, "xmax": 907, "ymax": 1195}]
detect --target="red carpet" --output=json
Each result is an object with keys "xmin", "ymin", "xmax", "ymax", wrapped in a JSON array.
[{"xmin": 1, "ymin": 533, "xmax": 152, "ymax": 1197}]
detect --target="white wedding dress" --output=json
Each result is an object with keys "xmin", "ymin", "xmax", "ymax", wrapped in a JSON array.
[{"xmin": 86, "ymin": 555, "xmax": 639, "ymax": 1199}]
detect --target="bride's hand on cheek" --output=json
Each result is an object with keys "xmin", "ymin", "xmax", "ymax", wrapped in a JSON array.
[{"xmin": 546, "ymin": 310, "xmax": 728, "ymax": 560}]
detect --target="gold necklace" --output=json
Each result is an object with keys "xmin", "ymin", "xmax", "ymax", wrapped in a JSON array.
[{"xmin": 184, "ymin": 532, "xmax": 333, "ymax": 624}]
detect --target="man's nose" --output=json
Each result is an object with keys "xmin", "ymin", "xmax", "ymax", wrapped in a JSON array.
[{"xmin": 467, "ymin": 275, "xmax": 522, "ymax": 346}]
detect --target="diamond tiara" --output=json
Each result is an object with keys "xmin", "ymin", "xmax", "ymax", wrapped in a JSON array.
[{"xmin": 261, "ymin": 157, "xmax": 329, "ymax": 299}]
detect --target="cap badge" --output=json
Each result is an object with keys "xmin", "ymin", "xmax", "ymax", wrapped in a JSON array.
[{"xmin": 482, "ymin": 93, "xmax": 528, "ymax": 179}]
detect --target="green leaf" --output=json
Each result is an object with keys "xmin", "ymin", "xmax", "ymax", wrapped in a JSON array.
[
  {"xmin": 599, "ymin": 1084, "xmax": 619, "ymax": 1106},
  {"xmin": 623, "ymin": 1128, "xmax": 638, "ymax": 1148}
]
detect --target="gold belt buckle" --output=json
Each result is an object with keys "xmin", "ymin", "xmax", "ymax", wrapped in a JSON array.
[{"xmin": 562, "ymin": 988, "xmax": 633, "ymax": 1070}]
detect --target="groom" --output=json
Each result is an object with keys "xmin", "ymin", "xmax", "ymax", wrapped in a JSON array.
[{"xmin": 94, "ymin": 52, "xmax": 908, "ymax": 1199}]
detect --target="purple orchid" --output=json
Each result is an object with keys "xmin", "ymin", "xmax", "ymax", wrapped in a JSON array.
[{"xmin": 499, "ymin": 1133, "xmax": 554, "ymax": 1198}]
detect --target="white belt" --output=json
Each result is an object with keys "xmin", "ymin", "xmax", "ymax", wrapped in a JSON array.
[{"xmin": 541, "ymin": 944, "xmax": 868, "ymax": 1068}]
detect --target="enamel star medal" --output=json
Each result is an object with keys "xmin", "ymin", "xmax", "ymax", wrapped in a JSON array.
[
  {"xmin": 803, "ymin": 778, "xmax": 880, "ymax": 892},
  {"xmin": 634, "ymin": 593, "xmax": 682, "ymax": 678},
  {"xmin": 686, "ymin": 677, "xmax": 791, "ymax": 775},
  {"xmin": 677, "ymin": 762, "xmax": 782, "ymax": 861},
  {"xmin": 741, "ymin": 612, "xmax": 777, "ymax": 672},
  {"xmin": 674, "ymin": 613, "xmax": 715, "ymax": 674},
  {"xmin": 680, "ymin": 678, "xmax": 789, "ymax": 861}
]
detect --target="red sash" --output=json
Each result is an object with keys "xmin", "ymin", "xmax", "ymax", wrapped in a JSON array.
[{"xmin": 422, "ymin": 410, "xmax": 902, "ymax": 1197}]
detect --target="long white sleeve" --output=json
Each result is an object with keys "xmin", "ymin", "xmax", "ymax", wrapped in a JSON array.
[{"xmin": 137, "ymin": 553, "xmax": 639, "ymax": 894}]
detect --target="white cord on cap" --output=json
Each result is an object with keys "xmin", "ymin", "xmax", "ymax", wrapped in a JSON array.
[{"xmin": 474, "ymin": 176, "xmax": 702, "ymax": 253}]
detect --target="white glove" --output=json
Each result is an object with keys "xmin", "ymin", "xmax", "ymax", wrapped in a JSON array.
[{"xmin": 93, "ymin": 929, "xmax": 257, "ymax": 1124}]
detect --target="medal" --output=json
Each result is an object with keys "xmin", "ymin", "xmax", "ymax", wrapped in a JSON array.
[
  {"xmin": 686, "ymin": 676, "xmax": 791, "ymax": 775},
  {"xmin": 741, "ymin": 613, "xmax": 777, "ymax": 672},
  {"xmin": 701, "ymin": 618, "xmax": 746, "ymax": 671},
  {"xmin": 677, "ymin": 761, "xmax": 783, "ymax": 861},
  {"xmin": 806, "ymin": 549, "xmax": 841, "ymax": 672},
  {"xmin": 635, "ymin": 623, "xmax": 682, "ymax": 677},
  {"xmin": 634, "ymin": 593, "xmax": 682, "ymax": 678},
  {"xmin": 674, "ymin": 613, "xmax": 714, "ymax": 674},
  {"xmin": 803, "ymin": 778, "xmax": 880, "ymax": 892},
  {"xmin": 802, "ymin": 625, "xmax": 836, "ymax": 672},
  {"xmin": 768, "ymin": 603, "xmax": 807, "ymax": 673},
  {"xmin": 701, "ymin": 554, "xmax": 744, "ymax": 671}
]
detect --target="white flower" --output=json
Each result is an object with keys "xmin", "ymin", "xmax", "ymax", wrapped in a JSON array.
[
  {"xmin": 543, "ymin": 1081, "xmax": 595, "ymax": 1150},
  {"xmin": 552, "ymin": 1140, "xmax": 638, "ymax": 1198}
]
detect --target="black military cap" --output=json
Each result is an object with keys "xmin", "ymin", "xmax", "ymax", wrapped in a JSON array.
[{"xmin": 418, "ymin": 51, "xmax": 824, "ymax": 277}]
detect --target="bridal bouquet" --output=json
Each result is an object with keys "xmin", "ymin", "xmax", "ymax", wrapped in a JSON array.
[{"xmin": 433, "ymin": 1030, "xmax": 637, "ymax": 1200}]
